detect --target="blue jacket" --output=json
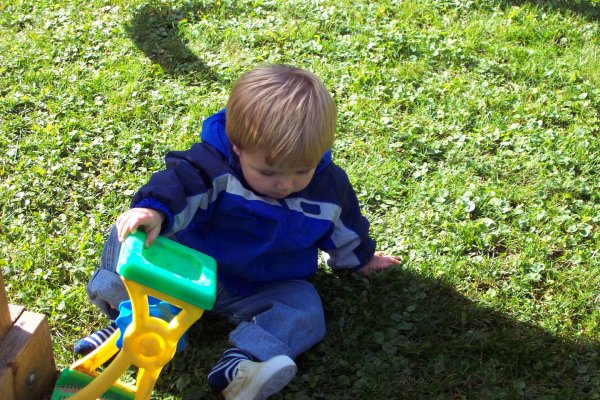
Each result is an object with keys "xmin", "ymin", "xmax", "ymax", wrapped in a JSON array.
[{"xmin": 132, "ymin": 110, "xmax": 376, "ymax": 295}]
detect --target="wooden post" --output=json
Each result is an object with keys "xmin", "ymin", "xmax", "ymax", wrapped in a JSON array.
[
  {"xmin": 0, "ymin": 271, "xmax": 18, "ymax": 397},
  {"xmin": 0, "ymin": 270, "xmax": 57, "ymax": 399},
  {"xmin": 0, "ymin": 272, "xmax": 12, "ymax": 338}
]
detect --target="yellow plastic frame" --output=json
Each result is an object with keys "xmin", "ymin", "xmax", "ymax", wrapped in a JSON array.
[{"xmin": 67, "ymin": 277, "xmax": 205, "ymax": 399}]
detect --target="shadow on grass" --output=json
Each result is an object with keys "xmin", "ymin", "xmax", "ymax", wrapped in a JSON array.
[
  {"xmin": 499, "ymin": 0, "xmax": 599, "ymax": 21},
  {"xmin": 303, "ymin": 269, "xmax": 599, "ymax": 399},
  {"xmin": 152, "ymin": 268, "xmax": 598, "ymax": 399},
  {"xmin": 125, "ymin": 3, "xmax": 218, "ymax": 82}
]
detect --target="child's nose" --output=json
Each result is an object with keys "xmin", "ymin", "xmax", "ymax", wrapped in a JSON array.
[{"xmin": 277, "ymin": 176, "xmax": 294, "ymax": 190}]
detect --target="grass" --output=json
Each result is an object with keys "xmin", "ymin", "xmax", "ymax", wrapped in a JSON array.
[{"xmin": 1, "ymin": 0, "xmax": 598, "ymax": 398}]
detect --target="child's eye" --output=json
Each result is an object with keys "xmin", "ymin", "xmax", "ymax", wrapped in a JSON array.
[
  {"xmin": 260, "ymin": 170, "xmax": 276, "ymax": 176},
  {"xmin": 297, "ymin": 169, "xmax": 312, "ymax": 175}
]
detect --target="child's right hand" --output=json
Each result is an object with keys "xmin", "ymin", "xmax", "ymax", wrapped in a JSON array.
[{"xmin": 115, "ymin": 207, "xmax": 165, "ymax": 247}]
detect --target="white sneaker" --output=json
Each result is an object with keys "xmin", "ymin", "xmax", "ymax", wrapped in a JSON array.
[{"xmin": 222, "ymin": 355, "xmax": 297, "ymax": 400}]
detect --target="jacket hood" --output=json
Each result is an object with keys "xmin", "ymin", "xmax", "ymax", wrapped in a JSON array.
[{"xmin": 200, "ymin": 109, "xmax": 332, "ymax": 173}]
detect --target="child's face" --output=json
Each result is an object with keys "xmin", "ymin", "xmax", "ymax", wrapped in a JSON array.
[{"xmin": 234, "ymin": 146, "xmax": 316, "ymax": 199}]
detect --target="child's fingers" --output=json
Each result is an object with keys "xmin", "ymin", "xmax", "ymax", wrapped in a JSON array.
[
  {"xmin": 116, "ymin": 213, "xmax": 142, "ymax": 241},
  {"xmin": 374, "ymin": 251, "xmax": 401, "ymax": 264},
  {"xmin": 144, "ymin": 226, "xmax": 160, "ymax": 248}
]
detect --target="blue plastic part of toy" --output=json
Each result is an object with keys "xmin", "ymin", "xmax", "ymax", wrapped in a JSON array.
[{"xmin": 115, "ymin": 297, "xmax": 187, "ymax": 352}]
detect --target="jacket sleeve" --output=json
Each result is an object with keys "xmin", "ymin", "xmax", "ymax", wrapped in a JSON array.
[
  {"xmin": 318, "ymin": 167, "xmax": 376, "ymax": 270},
  {"xmin": 130, "ymin": 143, "xmax": 221, "ymax": 234}
]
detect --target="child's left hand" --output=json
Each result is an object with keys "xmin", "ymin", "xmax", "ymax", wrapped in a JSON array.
[{"xmin": 357, "ymin": 251, "xmax": 400, "ymax": 276}]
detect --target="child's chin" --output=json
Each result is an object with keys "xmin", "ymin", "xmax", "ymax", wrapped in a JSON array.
[{"xmin": 269, "ymin": 192, "xmax": 291, "ymax": 199}]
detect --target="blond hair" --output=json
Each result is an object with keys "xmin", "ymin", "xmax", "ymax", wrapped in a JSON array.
[{"xmin": 226, "ymin": 64, "xmax": 336, "ymax": 168}]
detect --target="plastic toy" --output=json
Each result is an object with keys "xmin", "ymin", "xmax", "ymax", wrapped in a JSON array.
[{"xmin": 51, "ymin": 231, "xmax": 217, "ymax": 400}]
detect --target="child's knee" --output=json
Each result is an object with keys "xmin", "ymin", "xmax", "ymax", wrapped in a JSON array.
[
  {"xmin": 282, "ymin": 281, "xmax": 326, "ymax": 340},
  {"xmin": 86, "ymin": 267, "xmax": 128, "ymax": 317}
]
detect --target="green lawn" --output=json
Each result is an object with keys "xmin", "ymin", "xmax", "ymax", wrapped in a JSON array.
[{"xmin": 1, "ymin": 0, "xmax": 598, "ymax": 398}]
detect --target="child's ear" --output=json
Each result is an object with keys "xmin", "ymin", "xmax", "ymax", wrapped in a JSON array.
[{"xmin": 232, "ymin": 145, "xmax": 241, "ymax": 156}]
